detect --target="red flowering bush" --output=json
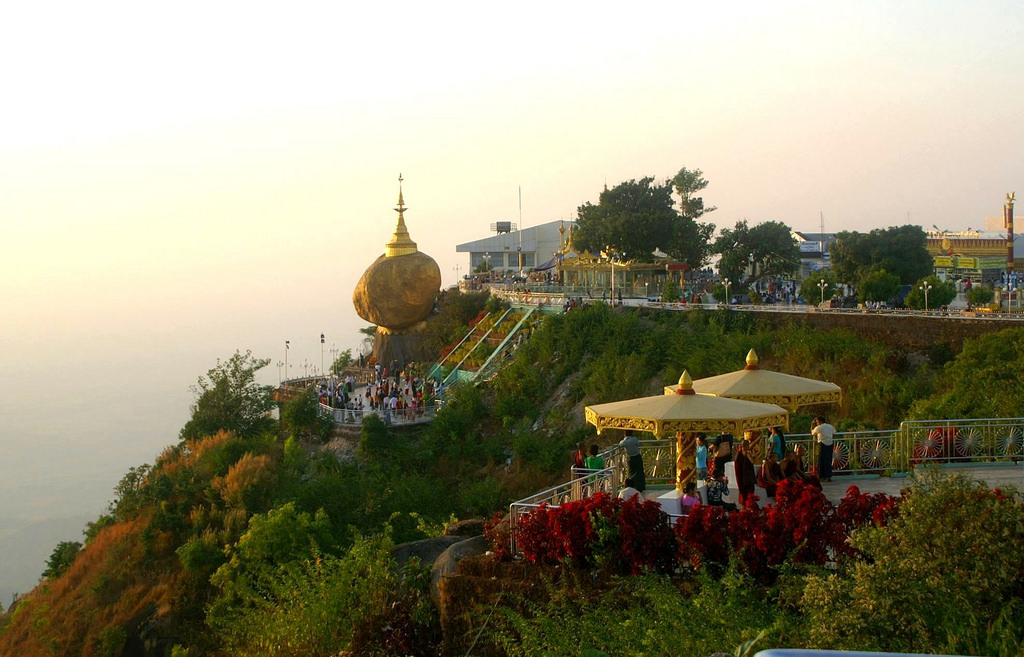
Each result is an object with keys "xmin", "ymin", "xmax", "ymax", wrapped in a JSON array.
[
  {"xmin": 835, "ymin": 485, "xmax": 901, "ymax": 532},
  {"xmin": 675, "ymin": 504, "xmax": 729, "ymax": 570},
  {"xmin": 507, "ymin": 481, "xmax": 904, "ymax": 582},
  {"xmin": 769, "ymin": 479, "xmax": 846, "ymax": 564},
  {"xmin": 510, "ymin": 493, "xmax": 675, "ymax": 574},
  {"xmin": 614, "ymin": 495, "xmax": 677, "ymax": 574},
  {"xmin": 676, "ymin": 480, "xmax": 852, "ymax": 581}
]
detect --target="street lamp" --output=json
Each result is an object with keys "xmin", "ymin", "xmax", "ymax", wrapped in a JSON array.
[
  {"xmin": 817, "ymin": 279, "xmax": 827, "ymax": 306},
  {"xmin": 320, "ymin": 333, "xmax": 325, "ymax": 378},
  {"xmin": 284, "ymin": 340, "xmax": 290, "ymax": 382},
  {"xmin": 920, "ymin": 282, "xmax": 933, "ymax": 312},
  {"xmin": 453, "ymin": 263, "xmax": 461, "ymax": 287},
  {"xmin": 606, "ymin": 247, "xmax": 623, "ymax": 305},
  {"xmin": 276, "ymin": 360, "xmax": 284, "ymax": 385},
  {"xmin": 722, "ymin": 278, "xmax": 731, "ymax": 305},
  {"xmin": 645, "ymin": 280, "xmax": 649, "ymax": 300}
]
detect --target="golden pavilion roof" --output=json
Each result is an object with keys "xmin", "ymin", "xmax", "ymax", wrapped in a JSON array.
[
  {"xmin": 666, "ymin": 349, "xmax": 842, "ymax": 412},
  {"xmin": 587, "ymin": 370, "xmax": 789, "ymax": 438}
]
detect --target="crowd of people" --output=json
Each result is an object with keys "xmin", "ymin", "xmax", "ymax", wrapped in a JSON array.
[
  {"xmin": 313, "ymin": 362, "xmax": 446, "ymax": 425},
  {"xmin": 569, "ymin": 416, "xmax": 839, "ymax": 516},
  {"xmin": 687, "ymin": 418, "xmax": 833, "ymax": 514}
]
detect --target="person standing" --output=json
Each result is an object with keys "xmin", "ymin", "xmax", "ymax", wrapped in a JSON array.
[
  {"xmin": 769, "ymin": 426, "xmax": 787, "ymax": 461},
  {"xmin": 572, "ymin": 442, "xmax": 586, "ymax": 471},
  {"xmin": 619, "ymin": 433, "xmax": 646, "ymax": 491},
  {"xmin": 811, "ymin": 416, "xmax": 836, "ymax": 482},
  {"xmin": 695, "ymin": 433, "xmax": 709, "ymax": 481},
  {"xmin": 584, "ymin": 444, "xmax": 605, "ymax": 471},
  {"xmin": 734, "ymin": 441, "xmax": 757, "ymax": 507}
]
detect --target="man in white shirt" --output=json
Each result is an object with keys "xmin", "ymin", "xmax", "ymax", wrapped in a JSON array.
[{"xmin": 811, "ymin": 416, "xmax": 836, "ymax": 482}]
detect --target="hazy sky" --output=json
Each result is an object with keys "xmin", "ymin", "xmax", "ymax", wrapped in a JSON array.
[{"xmin": 1, "ymin": 1, "xmax": 1022, "ymax": 600}]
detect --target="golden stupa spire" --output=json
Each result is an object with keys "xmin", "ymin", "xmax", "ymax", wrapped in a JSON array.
[{"xmin": 385, "ymin": 173, "xmax": 418, "ymax": 257}]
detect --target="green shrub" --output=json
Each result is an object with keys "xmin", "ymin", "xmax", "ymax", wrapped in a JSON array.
[{"xmin": 799, "ymin": 471, "xmax": 1024, "ymax": 655}]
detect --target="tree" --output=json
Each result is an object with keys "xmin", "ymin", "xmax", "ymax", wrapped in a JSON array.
[
  {"xmin": 830, "ymin": 226, "xmax": 932, "ymax": 286},
  {"xmin": 42, "ymin": 541, "xmax": 82, "ymax": 579},
  {"xmin": 359, "ymin": 325, "xmax": 377, "ymax": 357},
  {"xmin": 904, "ymin": 275, "xmax": 956, "ymax": 310},
  {"xmin": 573, "ymin": 177, "xmax": 677, "ymax": 262},
  {"xmin": 280, "ymin": 388, "xmax": 332, "ymax": 442},
  {"xmin": 966, "ymin": 284, "xmax": 994, "ymax": 309},
  {"xmin": 909, "ymin": 327, "xmax": 1024, "ymax": 419},
  {"xmin": 180, "ymin": 351, "xmax": 276, "ymax": 441},
  {"xmin": 672, "ymin": 167, "xmax": 716, "ymax": 220},
  {"xmin": 800, "ymin": 272, "xmax": 837, "ymax": 305},
  {"xmin": 330, "ymin": 348, "xmax": 353, "ymax": 376},
  {"xmin": 661, "ymin": 277, "xmax": 681, "ymax": 303},
  {"xmin": 573, "ymin": 175, "xmax": 716, "ymax": 270},
  {"xmin": 713, "ymin": 220, "xmax": 800, "ymax": 286},
  {"xmin": 858, "ymin": 269, "xmax": 901, "ymax": 303}
]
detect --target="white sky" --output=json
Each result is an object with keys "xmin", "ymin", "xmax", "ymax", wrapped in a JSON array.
[{"xmin": 1, "ymin": 0, "xmax": 1022, "ymax": 597}]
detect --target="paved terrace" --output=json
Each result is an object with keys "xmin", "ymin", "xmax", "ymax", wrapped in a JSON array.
[{"xmin": 512, "ymin": 422, "xmax": 1024, "ymax": 555}]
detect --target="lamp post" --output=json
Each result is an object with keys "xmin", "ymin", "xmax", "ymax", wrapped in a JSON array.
[
  {"xmin": 276, "ymin": 360, "xmax": 284, "ymax": 385},
  {"xmin": 817, "ymin": 279, "xmax": 827, "ymax": 306},
  {"xmin": 330, "ymin": 346, "xmax": 339, "ymax": 376},
  {"xmin": 320, "ymin": 333, "xmax": 325, "ymax": 378},
  {"xmin": 920, "ymin": 282, "xmax": 932, "ymax": 312},
  {"xmin": 723, "ymin": 278, "xmax": 731, "ymax": 305},
  {"xmin": 453, "ymin": 263, "xmax": 461, "ymax": 287},
  {"xmin": 284, "ymin": 340, "xmax": 290, "ymax": 382},
  {"xmin": 645, "ymin": 280, "xmax": 649, "ymax": 300}
]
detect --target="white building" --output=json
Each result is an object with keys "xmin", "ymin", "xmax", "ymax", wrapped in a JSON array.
[
  {"xmin": 792, "ymin": 231, "xmax": 836, "ymax": 277},
  {"xmin": 456, "ymin": 220, "xmax": 575, "ymax": 274}
]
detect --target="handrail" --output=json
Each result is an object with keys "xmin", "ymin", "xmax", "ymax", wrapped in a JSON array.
[
  {"xmin": 437, "ymin": 311, "xmax": 491, "ymax": 370},
  {"xmin": 508, "ymin": 417, "xmax": 1024, "ymax": 557},
  {"xmin": 443, "ymin": 308, "xmax": 515, "ymax": 385},
  {"xmin": 476, "ymin": 306, "xmax": 536, "ymax": 381}
]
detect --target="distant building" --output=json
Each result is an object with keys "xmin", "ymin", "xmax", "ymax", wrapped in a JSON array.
[
  {"xmin": 792, "ymin": 231, "xmax": 836, "ymax": 278},
  {"xmin": 926, "ymin": 194, "xmax": 1017, "ymax": 286},
  {"xmin": 456, "ymin": 220, "xmax": 573, "ymax": 275}
]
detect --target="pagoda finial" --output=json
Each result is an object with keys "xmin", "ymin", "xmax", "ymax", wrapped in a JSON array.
[
  {"xmin": 676, "ymin": 370, "xmax": 695, "ymax": 395},
  {"xmin": 385, "ymin": 173, "xmax": 418, "ymax": 257},
  {"xmin": 745, "ymin": 349, "xmax": 760, "ymax": 370}
]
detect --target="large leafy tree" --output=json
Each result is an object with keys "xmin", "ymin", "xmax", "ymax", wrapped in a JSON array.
[
  {"xmin": 830, "ymin": 225, "xmax": 932, "ymax": 286},
  {"xmin": 714, "ymin": 220, "xmax": 800, "ymax": 286},
  {"xmin": 180, "ymin": 350, "xmax": 276, "ymax": 441},
  {"xmin": 573, "ymin": 177, "xmax": 676, "ymax": 262},
  {"xmin": 573, "ymin": 173, "xmax": 716, "ymax": 268},
  {"xmin": 858, "ymin": 269, "xmax": 901, "ymax": 303}
]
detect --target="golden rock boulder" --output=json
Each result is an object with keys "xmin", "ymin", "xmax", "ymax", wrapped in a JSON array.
[{"xmin": 353, "ymin": 251, "xmax": 441, "ymax": 331}]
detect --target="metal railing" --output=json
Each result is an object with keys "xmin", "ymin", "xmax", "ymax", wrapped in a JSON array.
[
  {"xmin": 508, "ymin": 417, "xmax": 1024, "ymax": 557},
  {"xmin": 509, "ymin": 466, "xmax": 618, "ymax": 556},
  {"xmin": 318, "ymin": 400, "xmax": 439, "ymax": 426}
]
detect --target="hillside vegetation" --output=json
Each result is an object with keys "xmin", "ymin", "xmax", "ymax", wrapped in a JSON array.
[{"xmin": 3, "ymin": 299, "xmax": 1024, "ymax": 656}]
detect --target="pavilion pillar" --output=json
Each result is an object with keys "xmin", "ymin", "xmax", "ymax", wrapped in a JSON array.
[{"xmin": 675, "ymin": 430, "xmax": 696, "ymax": 492}]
